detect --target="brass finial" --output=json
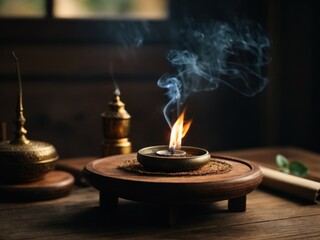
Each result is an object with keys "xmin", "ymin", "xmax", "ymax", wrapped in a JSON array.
[
  {"xmin": 108, "ymin": 89, "xmax": 129, "ymax": 118},
  {"xmin": 11, "ymin": 51, "xmax": 29, "ymax": 144}
]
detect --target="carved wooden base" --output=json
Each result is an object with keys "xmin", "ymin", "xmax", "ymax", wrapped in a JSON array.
[{"xmin": 84, "ymin": 153, "xmax": 262, "ymax": 225}]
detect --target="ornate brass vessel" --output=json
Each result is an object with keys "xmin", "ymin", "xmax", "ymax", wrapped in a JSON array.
[
  {"xmin": 137, "ymin": 145, "xmax": 210, "ymax": 172},
  {"xmin": 101, "ymin": 89, "xmax": 131, "ymax": 156},
  {"xmin": 0, "ymin": 52, "xmax": 58, "ymax": 183},
  {"xmin": 0, "ymin": 140, "xmax": 58, "ymax": 183}
]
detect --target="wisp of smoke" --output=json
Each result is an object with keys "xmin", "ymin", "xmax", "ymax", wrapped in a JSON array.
[
  {"xmin": 117, "ymin": 21, "xmax": 150, "ymax": 48},
  {"xmin": 158, "ymin": 20, "xmax": 270, "ymax": 128}
]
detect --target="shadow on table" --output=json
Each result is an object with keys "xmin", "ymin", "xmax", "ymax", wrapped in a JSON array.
[
  {"xmin": 259, "ymin": 186, "xmax": 316, "ymax": 205},
  {"xmin": 43, "ymin": 200, "xmax": 233, "ymax": 237}
]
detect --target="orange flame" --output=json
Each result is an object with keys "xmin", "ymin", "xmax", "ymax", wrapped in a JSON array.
[{"xmin": 169, "ymin": 109, "xmax": 192, "ymax": 151}]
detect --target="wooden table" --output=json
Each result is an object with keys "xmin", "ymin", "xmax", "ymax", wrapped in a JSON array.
[{"xmin": 1, "ymin": 146, "xmax": 320, "ymax": 239}]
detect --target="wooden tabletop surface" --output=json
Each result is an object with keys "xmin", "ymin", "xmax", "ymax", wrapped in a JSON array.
[{"xmin": 1, "ymin": 146, "xmax": 320, "ymax": 239}]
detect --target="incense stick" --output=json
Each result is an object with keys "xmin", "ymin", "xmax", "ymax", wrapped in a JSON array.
[
  {"xmin": 260, "ymin": 166, "xmax": 320, "ymax": 204},
  {"xmin": 12, "ymin": 51, "xmax": 23, "ymax": 111}
]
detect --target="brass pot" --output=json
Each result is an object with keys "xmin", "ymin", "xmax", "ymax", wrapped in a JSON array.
[
  {"xmin": 0, "ymin": 140, "xmax": 58, "ymax": 183},
  {"xmin": 137, "ymin": 145, "xmax": 210, "ymax": 172}
]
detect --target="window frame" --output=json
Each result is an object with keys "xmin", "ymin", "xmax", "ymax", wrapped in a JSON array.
[{"xmin": 0, "ymin": 0, "xmax": 174, "ymax": 45}]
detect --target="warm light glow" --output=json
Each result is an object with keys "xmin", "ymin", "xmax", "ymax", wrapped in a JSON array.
[
  {"xmin": 169, "ymin": 110, "xmax": 192, "ymax": 151},
  {"xmin": 54, "ymin": 0, "xmax": 168, "ymax": 20}
]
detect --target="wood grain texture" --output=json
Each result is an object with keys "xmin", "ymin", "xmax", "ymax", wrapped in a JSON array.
[
  {"xmin": 2, "ymin": 147, "xmax": 317, "ymax": 239},
  {"xmin": 56, "ymin": 157, "xmax": 95, "ymax": 186},
  {"xmin": 0, "ymin": 171, "xmax": 74, "ymax": 202},
  {"xmin": 1, "ymin": 187, "xmax": 320, "ymax": 239},
  {"xmin": 217, "ymin": 146, "xmax": 320, "ymax": 181},
  {"xmin": 83, "ymin": 154, "xmax": 262, "ymax": 205}
]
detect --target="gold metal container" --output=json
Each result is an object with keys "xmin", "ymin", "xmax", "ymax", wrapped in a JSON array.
[
  {"xmin": 0, "ymin": 52, "xmax": 58, "ymax": 184},
  {"xmin": 0, "ymin": 140, "xmax": 58, "ymax": 183},
  {"xmin": 137, "ymin": 145, "xmax": 210, "ymax": 172},
  {"xmin": 0, "ymin": 98, "xmax": 59, "ymax": 183},
  {"xmin": 101, "ymin": 90, "xmax": 131, "ymax": 156}
]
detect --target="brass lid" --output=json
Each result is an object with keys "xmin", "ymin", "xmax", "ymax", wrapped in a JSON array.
[
  {"xmin": 102, "ymin": 89, "xmax": 131, "ymax": 119},
  {"xmin": 0, "ymin": 141, "xmax": 58, "ymax": 165},
  {"xmin": 0, "ymin": 52, "xmax": 58, "ymax": 183}
]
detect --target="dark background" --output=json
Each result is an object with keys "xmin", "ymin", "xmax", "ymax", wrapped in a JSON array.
[{"xmin": 0, "ymin": 0, "xmax": 319, "ymax": 158}]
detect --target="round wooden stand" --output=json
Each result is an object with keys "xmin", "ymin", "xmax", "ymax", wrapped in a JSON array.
[
  {"xmin": 84, "ymin": 153, "xmax": 263, "ymax": 225},
  {"xmin": 0, "ymin": 171, "xmax": 74, "ymax": 202}
]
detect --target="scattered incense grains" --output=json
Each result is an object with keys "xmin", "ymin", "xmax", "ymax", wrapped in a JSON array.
[{"xmin": 118, "ymin": 159, "xmax": 233, "ymax": 176}]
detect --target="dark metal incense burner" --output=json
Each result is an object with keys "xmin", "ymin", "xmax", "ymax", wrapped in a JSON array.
[{"xmin": 137, "ymin": 145, "xmax": 210, "ymax": 172}]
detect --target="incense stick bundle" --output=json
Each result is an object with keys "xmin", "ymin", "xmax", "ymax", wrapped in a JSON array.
[{"xmin": 260, "ymin": 166, "xmax": 320, "ymax": 204}]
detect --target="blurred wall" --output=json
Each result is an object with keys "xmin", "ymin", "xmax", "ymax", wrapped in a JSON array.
[{"xmin": 0, "ymin": 0, "xmax": 319, "ymax": 158}]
